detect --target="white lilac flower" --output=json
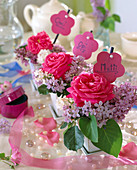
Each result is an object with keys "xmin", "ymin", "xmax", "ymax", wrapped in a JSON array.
[
  {"xmin": 37, "ymin": 49, "xmax": 50, "ymax": 64},
  {"xmin": 33, "ymin": 69, "xmax": 45, "ymax": 84}
]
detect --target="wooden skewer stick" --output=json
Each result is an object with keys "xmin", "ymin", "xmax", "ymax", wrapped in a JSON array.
[{"xmin": 110, "ymin": 47, "xmax": 114, "ymax": 54}]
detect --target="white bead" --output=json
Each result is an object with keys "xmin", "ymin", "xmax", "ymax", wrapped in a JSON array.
[
  {"xmin": 53, "ymin": 143, "xmax": 57, "ymax": 147},
  {"xmin": 38, "ymin": 117, "xmax": 43, "ymax": 122},
  {"xmin": 59, "ymin": 138, "xmax": 63, "ymax": 142},
  {"xmin": 56, "ymin": 150, "xmax": 62, "ymax": 155},
  {"xmin": 43, "ymin": 131, "xmax": 47, "ymax": 135},
  {"xmin": 35, "ymin": 133, "xmax": 39, "ymax": 137},
  {"xmin": 39, "ymin": 137, "xmax": 43, "ymax": 141},
  {"xmin": 31, "ymin": 130, "xmax": 35, "ymax": 134},
  {"xmin": 45, "ymin": 140, "xmax": 48, "ymax": 143},
  {"xmin": 33, "ymin": 141, "xmax": 36, "ymax": 145},
  {"xmin": 38, "ymin": 146, "xmax": 42, "ymax": 150},
  {"xmin": 110, "ymin": 54, "xmax": 113, "ymax": 58},
  {"xmin": 25, "ymin": 118, "xmax": 29, "ymax": 123},
  {"xmin": 30, "ymin": 153, "xmax": 34, "ymax": 157}
]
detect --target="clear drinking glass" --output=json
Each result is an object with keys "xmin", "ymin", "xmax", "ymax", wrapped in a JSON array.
[{"xmin": 0, "ymin": 0, "xmax": 24, "ymax": 62}]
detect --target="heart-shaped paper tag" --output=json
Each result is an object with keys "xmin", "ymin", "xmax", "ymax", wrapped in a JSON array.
[
  {"xmin": 73, "ymin": 31, "xmax": 98, "ymax": 60},
  {"xmin": 93, "ymin": 51, "xmax": 125, "ymax": 83},
  {"xmin": 50, "ymin": 10, "xmax": 75, "ymax": 36}
]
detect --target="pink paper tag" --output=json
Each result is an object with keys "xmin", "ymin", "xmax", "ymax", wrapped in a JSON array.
[
  {"xmin": 93, "ymin": 51, "xmax": 125, "ymax": 83},
  {"xmin": 50, "ymin": 10, "xmax": 75, "ymax": 36},
  {"xmin": 73, "ymin": 32, "xmax": 98, "ymax": 60}
]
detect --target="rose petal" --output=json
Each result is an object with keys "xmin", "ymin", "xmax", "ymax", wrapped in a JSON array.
[
  {"xmin": 34, "ymin": 117, "xmax": 57, "ymax": 131},
  {"xmin": 119, "ymin": 142, "xmax": 137, "ymax": 160},
  {"xmin": 39, "ymin": 131, "xmax": 60, "ymax": 146}
]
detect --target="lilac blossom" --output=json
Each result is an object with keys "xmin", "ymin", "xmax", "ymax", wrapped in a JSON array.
[
  {"xmin": 50, "ymin": 44, "xmax": 66, "ymax": 53},
  {"xmin": 62, "ymin": 83, "xmax": 137, "ymax": 127},
  {"xmin": 45, "ymin": 76, "xmax": 67, "ymax": 93},
  {"xmin": 14, "ymin": 46, "xmax": 38, "ymax": 66},
  {"xmin": 65, "ymin": 56, "xmax": 91, "ymax": 82},
  {"xmin": 0, "ymin": 118, "xmax": 11, "ymax": 134},
  {"xmin": 90, "ymin": 0, "xmax": 110, "ymax": 22}
]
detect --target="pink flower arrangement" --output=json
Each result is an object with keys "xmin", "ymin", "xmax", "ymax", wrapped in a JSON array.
[
  {"xmin": 27, "ymin": 31, "xmax": 53, "ymax": 54},
  {"xmin": 0, "ymin": 81, "xmax": 12, "ymax": 92},
  {"xmin": 67, "ymin": 72, "xmax": 115, "ymax": 107},
  {"xmin": 42, "ymin": 52, "xmax": 73, "ymax": 79},
  {"xmin": 34, "ymin": 55, "xmax": 91, "ymax": 96}
]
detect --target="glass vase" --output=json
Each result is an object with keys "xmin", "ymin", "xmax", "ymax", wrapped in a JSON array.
[
  {"xmin": 0, "ymin": 0, "xmax": 24, "ymax": 62},
  {"xmin": 82, "ymin": 137, "xmax": 101, "ymax": 154},
  {"xmin": 94, "ymin": 26, "xmax": 110, "ymax": 47},
  {"xmin": 29, "ymin": 61, "xmax": 41, "ymax": 90}
]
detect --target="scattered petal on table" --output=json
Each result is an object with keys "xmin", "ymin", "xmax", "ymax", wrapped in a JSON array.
[
  {"xmin": 39, "ymin": 131, "xmax": 60, "ymax": 146},
  {"xmin": 119, "ymin": 142, "xmax": 137, "ymax": 160},
  {"xmin": 34, "ymin": 117, "xmax": 57, "ymax": 131}
]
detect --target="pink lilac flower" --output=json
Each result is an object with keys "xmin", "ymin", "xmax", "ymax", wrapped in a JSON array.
[
  {"xmin": 14, "ymin": 46, "xmax": 38, "ymax": 66},
  {"xmin": 0, "ymin": 118, "xmax": 11, "ymax": 134},
  {"xmin": 0, "ymin": 81, "xmax": 12, "ymax": 92},
  {"xmin": 90, "ymin": 0, "xmax": 110, "ymax": 22},
  {"xmin": 65, "ymin": 56, "xmax": 89, "ymax": 82},
  {"xmin": 50, "ymin": 44, "xmax": 66, "ymax": 53},
  {"xmin": 63, "ymin": 83, "xmax": 137, "ymax": 127},
  {"xmin": 45, "ymin": 76, "xmax": 67, "ymax": 93}
]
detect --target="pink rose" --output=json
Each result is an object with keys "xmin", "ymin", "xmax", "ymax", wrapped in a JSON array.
[
  {"xmin": 67, "ymin": 72, "xmax": 115, "ymax": 107},
  {"xmin": 42, "ymin": 52, "xmax": 72, "ymax": 79},
  {"xmin": 27, "ymin": 31, "xmax": 53, "ymax": 54},
  {"xmin": 11, "ymin": 148, "xmax": 21, "ymax": 165},
  {"xmin": 0, "ymin": 81, "xmax": 12, "ymax": 92}
]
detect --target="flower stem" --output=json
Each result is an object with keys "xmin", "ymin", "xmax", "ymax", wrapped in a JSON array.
[{"xmin": 1, "ymin": 160, "xmax": 15, "ymax": 169}]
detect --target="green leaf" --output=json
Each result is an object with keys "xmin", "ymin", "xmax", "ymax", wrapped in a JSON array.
[
  {"xmin": 101, "ymin": 16, "xmax": 115, "ymax": 31},
  {"xmin": 0, "ymin": 153, "xmax": 5, "ymax": 159},
  {"xmin": 60, "ymin": 122, "xmax": 68, "ymax": 129},
  {"xmin": 105, "ymin": 0, "xmax": 111, "ymax": 10},
  {"xmin": 10, "ymin": 165, "xmax": 15, "ymax": 169},
  {"xmin": 97, "ymin": 6, "xmax": 106, "ymax": 15},
  {"xmin": 112, "ymin": 14, "xmax": 121, "ymax": 22},
  {"xmin": 38, "ymin": 84, "xmax": 49, "ymax": 95},
  {"xmin": 19, "ymin": 44, "xmax": 27, "ymax": 49},
  {"xmin": 64, "ymin": 126, "xmax": 84, "ymax": 151},
  {"xmin": 5, "ymin": 156, "xmax": 10, "ymax": 160},
  {"xmin": 79, "ymin": 115, "xmax": 98, "ymax": 143},
  {"xmin": 92, "ymin": 119, "xmax": 122, "ymax": 157}
]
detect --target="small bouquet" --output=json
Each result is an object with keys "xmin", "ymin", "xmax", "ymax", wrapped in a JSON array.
[
  {"xmin": 90, "ymin": 0, "xmax": 121, "ymax": 31},
  {"xmin": 34, "ymin": 51, "xmax": 92, "ymax": 97},
  {"xmin": 14, "ymin": 31, "xmax": 66, "ymax": 66},
  {"xmin": 60, "ymin": 50, "xmax": 137, "ymax": 157}
]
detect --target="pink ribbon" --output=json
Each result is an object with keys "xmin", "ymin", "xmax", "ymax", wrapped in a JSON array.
[{"xmin": 9, "ymin": 107, "xmax": 137, "ymax": 170}]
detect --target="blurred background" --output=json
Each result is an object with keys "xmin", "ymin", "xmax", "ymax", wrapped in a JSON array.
[{"xmin": 16, "ymin": 0, "xmax": 137, "ymax": 33}]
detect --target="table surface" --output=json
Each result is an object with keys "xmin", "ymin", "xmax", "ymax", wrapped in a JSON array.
[{"xmin": 0, "ymin": 32, "xmax": 137, "ymax": 170}]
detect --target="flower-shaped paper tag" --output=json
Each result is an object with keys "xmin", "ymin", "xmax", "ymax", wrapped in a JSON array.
[
  {"xmin": 73, "ymin": 31, "xmax": 98, "ymax": 60},
  {"xmin": 93, "ymin": 51, "xmax": 125, "ymax": 83},
  {"xmin": 50, "ymin": 10, "xmax": 75, "ymax": 35}
]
